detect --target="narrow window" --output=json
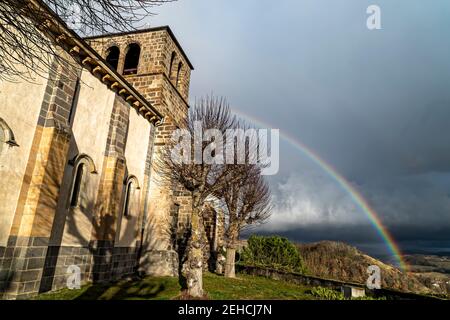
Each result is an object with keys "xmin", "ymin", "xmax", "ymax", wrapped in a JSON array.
[
  {"xmin": 0, "ymin": 125, "xmax": 5, "ymax": 155},
  {"xmin": 70, "ymin": 163, "xmax": 85, "ymax": 207},
  {"xmin": 68, "ymin": 78, "xmax": 80, "ymax": 125},
  {"xmin": 176, "ymin": 62, "xmax": 183, "ymax": 88},
  {"xmin": 123, "ymin": 181, "xmax": 134, "ymax": 217},
  {"xmin": 123, "ymin": 44, "xmax": 141, "ymax": 75},
  {"xmin": 169, "ymin": 52, "xmax": 176, "ymax": 79},
  {"xmin": 106, "ymin": 46, "xmax": 120, "ymax": 70}
]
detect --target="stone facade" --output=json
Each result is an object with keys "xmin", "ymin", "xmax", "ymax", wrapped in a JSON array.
[
  {"xmin": 0, "ymin": 3, "xmax": 194, "ymax": 299},
  {"xmin": 87, "ymin": 27, "xmax": 194, "ymax": 277}
]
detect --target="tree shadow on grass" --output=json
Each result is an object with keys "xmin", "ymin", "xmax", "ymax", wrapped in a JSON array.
[{"xmin": 75, "ymin": 278, "xmax": 170, "ymax": 300}]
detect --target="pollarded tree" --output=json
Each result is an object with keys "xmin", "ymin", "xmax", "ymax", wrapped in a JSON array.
[
  {"xmin": 218, "ymin": 164, "xmax": 272, "ymax": 278},
  {"xmin": 155, "ymin": 96, "xmax": 238, "ymax": 297},
  {"xmin": 0, "ymin": 0, "xmax": 174, "ymax": 81}
]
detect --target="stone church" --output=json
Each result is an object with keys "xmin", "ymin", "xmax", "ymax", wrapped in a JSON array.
[{"xmin": 0, "ymin": 0, "xmax": 222, "ymax": 299}]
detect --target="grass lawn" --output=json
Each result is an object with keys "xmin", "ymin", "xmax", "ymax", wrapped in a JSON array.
[{"xmin": 35, "ymin": 272, "xmax": 315, "ymax": 300}]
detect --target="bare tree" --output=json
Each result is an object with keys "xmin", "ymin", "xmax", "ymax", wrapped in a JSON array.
[
  {"xmin": 0, "ymin": 0, "xmax": 174, "ymax": 81},
  {"xmin": 155, "ymin": 96, "xmax": 238, "ymax": 297},
  {"xmin": 217, "ymin": 164, "xmax": 272, "ymax": 278}
]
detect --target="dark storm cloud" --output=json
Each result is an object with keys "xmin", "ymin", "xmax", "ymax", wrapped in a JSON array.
[
  {"xmin": 265, "ymin": 225, "xmax": 450, "ymax": 245},
  {"xmin": 148, "ymin": 0, "xmax": 450, "ymax": 252},
  {"xmin": 249, "ymin": 225, "xmax": 450, "ymax": 259}
]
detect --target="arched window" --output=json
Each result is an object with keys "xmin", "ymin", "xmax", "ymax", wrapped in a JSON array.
[
  {"xmin": 70, "ymin": 163, "xmax": 85, "ymax": 207},
  {"xmin": 176, "ymin": 62, "xmax": 183, "ymax": 88},
  {"xmin": 105, "ymin": 46, "xmax": 120, "ymax": 70},
  {"xmin": 169, "ymin": 52, "xmax": 176, "ymax": 79},
  {"xmin": 123, "ymin": 181, "xmax": 133, "ymax": 217},
  {"xmin": 123, "ymin": 176, "xmax": 140, "ymax": 217},
  {"xmin": 123, "ymin": 43, "xmax": 141, "ymax": 75},
  {"xmin": 68, "ymin": 154, "xmax": 97, "ymax": 208}
]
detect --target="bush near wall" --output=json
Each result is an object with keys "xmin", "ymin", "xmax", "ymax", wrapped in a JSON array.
[
  {"xmin": 241, "ymin": 235, "xmax": 307, "ymax": 274},
  {"xmin": 310, "ymin": 287, "xmax": 387, "ymax": 300}
]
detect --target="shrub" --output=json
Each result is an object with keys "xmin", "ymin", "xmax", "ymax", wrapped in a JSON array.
[
  {"xmin": 310, "ymin": 287, "xmax": 388, "ymax": 300},
  {"xmin": 353, "ymin": 296, "xmax": 387, "ymax": 300},
  {"xmin": 241, "ymin": 235, "xmax": 307, "ymax": 273},
  {"xmin": 310, "ymin": 287, "xmax": 345, "ymax": 300}
]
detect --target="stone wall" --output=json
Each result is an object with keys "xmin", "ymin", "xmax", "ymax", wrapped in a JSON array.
[
  {"xmin": 0, "ymin": 56, "xmax": 79, "ymax": 299},
  {"xmin": 0, "ymin": 55, "xmax": 148, "ymax": 299},
  {"xmin": 0, "ymin": 236, "xmax": 51, "ymax": 299},
  {"xmin": 0, "ymin": 59, "xmax": 56, "ymax": 247},
  {"xmin": 86, "ymin": 27, "xmax": 194, "ymax": 277},
  {"xmin": 1, "ymin": 21, "xmax": 193, "ymax": 299},
  {"xmin": 238, "ymin": 265, "xmax": 443, "ymax": 301},
  {"xmin": 40, "ymin": 241, "xmax": 140, "ymax": 293}
]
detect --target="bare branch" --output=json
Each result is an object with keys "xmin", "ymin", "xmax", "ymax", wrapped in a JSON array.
[
  {"xmin": 154, "ymin": 95, "xmax": 239, "ymax": 297},
  {"xmin": 0, "ymin": 0, "xmax": 175, "ymax": 82}
]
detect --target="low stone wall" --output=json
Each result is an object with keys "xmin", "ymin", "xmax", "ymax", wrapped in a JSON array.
[
  {"xmin": 238, "ymin": 265, "xmax": 359, "ymax": 290},
  {"xmin": 0, "ymin": 236, "xmax": 52, "ymax": 299},
  {"xmin": 0, "ymin": 236, "xmax": 143, "ymax": 299},
  {"xmin": 238, "ymin": 265, "xmax": 443, "ymax": 300},
  {"xmin": 41, "ymin": 242, "xmax": 140, "ymax": 293}
]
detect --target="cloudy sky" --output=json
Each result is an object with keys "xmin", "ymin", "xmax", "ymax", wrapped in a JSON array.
[{"xmin": 147, "ymin": 0, "xmax": 450, "ymax": 260}]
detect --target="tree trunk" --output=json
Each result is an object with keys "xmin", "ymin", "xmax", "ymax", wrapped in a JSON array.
[
  {"xmin": 215, "ymin": 247, "xmax": 225, "ymax": 275},
  {"xmin": 215, "ymin": 258, "xmax": 224, "ymax": 274},
  {"xmin": 224, "ymin": 247, "xmax": 236, "ymax": 278},
  {"xmin": 224, "ymin": 225, "xmax": 238, "ymax": 278},
  {"xmin": 184, "ymin": 201, "xmax": 204, "ymax": 297}
]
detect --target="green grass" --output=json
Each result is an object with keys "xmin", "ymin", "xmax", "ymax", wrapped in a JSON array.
[
  {"xmin": 35, "ymin": 273, "xmax": 315, "ymax": 300},
  {"xmin": 204, "ymin": 273, "xmax": 314, "ymax": 300}
]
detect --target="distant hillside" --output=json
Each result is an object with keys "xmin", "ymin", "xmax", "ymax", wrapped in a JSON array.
[
  {"xmin": 403, "ymin": 254, "xmax": 450, "ymax": 294},
  {"xmin": 297, "ymin": 241, "xmax": 440, "ymax": 295},
  {"xmin": 404, "ymin": 254, "xmax": 450, "ymax": 274}
]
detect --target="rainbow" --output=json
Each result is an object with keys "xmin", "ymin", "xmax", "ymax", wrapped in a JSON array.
[{"xmin": 233, "ymin": 109, "xmax": 408, "ymax": 272}]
